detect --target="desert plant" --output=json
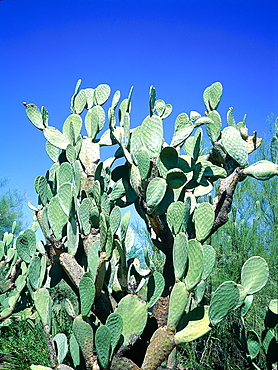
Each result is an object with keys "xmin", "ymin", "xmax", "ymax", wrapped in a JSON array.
[{"xmin": 0, "ymin": 81, "xmax": 277, "ymax": 369}]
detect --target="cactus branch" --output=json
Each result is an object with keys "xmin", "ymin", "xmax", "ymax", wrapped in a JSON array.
[
  {"xmin": 148, "ymin": 213, "xmax": 174, "ymax": 251},
  {"xmin": 210, "ymin": 167, "xmax": 244, "ymax": 237}
]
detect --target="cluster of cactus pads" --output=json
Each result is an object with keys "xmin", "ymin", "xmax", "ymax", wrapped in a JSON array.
[
  {"xmin": 0, "ymin": 81, "xmax": 277, "ymax": 369},
  {"xmin": 238, "ymin": 298, "xmax": 278, "ymax": 368}
]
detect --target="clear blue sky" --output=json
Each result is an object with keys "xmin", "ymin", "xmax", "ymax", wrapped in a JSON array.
[{"xmin": 0, "ymin": 0, "xmax": 277, "ymax": 224}]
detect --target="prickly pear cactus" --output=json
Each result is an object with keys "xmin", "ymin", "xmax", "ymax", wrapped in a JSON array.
[
  {"xmin": 235, "ymin": 298, "xmax": 278, "ymax": 368},
  {"xmin": 1, "ymin": 81, "xmax": 277, "ymax": 369}
]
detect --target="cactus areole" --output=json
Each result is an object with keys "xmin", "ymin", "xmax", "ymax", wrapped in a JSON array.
[{"xmin": 0, "ymin": 80, "xmax": 275, "ymax": 370}]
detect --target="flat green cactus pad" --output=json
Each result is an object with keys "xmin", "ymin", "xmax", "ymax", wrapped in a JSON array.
[
  {"xmin": 25, "ymin": 103, "xmax": 44, "ymax": 130},
  {"xmin": 69, "ymin": 332, "xmax": 80, "ymax": 368},
  {"xmin": 206, "ymin": 110, "xmax": 222, "ymax": 143},
  {"xmin": 79, "ymin": 273, "xmax": 95, "ymax": 317},
  {"xmin": 174, "ymin": 306, "xmax": 211, "ymax": 344},
  {"xmin": 137, "ymin": 149, "xmax": 151, "ymax": 180},
  {"xmin": 43, "ymin": 126, "xmax": 70, "ymax": 150},
  {"xmin": 94, "ymin": 84, "xmax": 111, "ymax": 106},
  {"xmin": 95, "ymin": 325, "xmax": 111, "ymax": 370},
  {"xmin": 247, "ymin": 330, "xmax": 261, "ymax": 360},
  {"xmin": 243, "ymin": 160, "xmax": 278, "ymax": 180},
  {"xmin": 58, "ymin": 162, "xmax": 74, "ymax": 186},
  {"xmin": 271, "ymin": 136, "xmax": 278, "ymax": 163},
  {"xmin": 167, "ymin": 201, "xmax": 186, "ymax": 235},
  {"xmin": 241, "ymin": 256, "xmax": 269, "ymax": 294},
  {"xmin": 58, "ymin": 182, "xmax": 73, "ymax": 216},
  {"xmin": 194, "ymin": 280, "xmax": 206, "ymax": 304},
  {"xmin": 74, "ymin": 89, "xmax": 87, "ymax": 114},
  {"xmin": 193, "ymin": 202, "xmax": 215, "ymax": 242},
  {"xmin": 173, "ymin": 232, "xmax": 188, "ymax": 281},
  {"xmin": 28, "ymin": 256, "xmax": 41, "ymax": 290},
  {"xmin": 158, "ymin": 146, "xmax": 179, "ymax": 176},
  {"xmin": 72, "ymin": 316, "xmax": 94, "ymax": 363},
  {"xmin": 221, "ymin": 126, "xmax": 248, "ymax": 167},
  {"xmin": 34, "ymin": 288, "xmax": 52, "ymax": 328},
  {"xmin": 203, "ymin": 82, "xmax": 223, "ymax": 112},
  {"xmin": 15, "ymin": 275, "xmax": 26, "ymax": 292},
  {"xmin": 240, "ymin": 294, "xmax": 254, "ymax": 317},
  {"xmin": 201, "ymin": 244, "xmax": 216, "ymax": 280},
  {"xmin": 47, "ymin": 196, "xmax": 68, "ymax": 240},
  {"xmin": 106, "ymin": 313, "xmax": 123, "ymax": 357},
  {"xmin": 115, "ymin": 294, "xmax": 148, "ymax": 345},
  {"xmin": 146, "ymin": 177, "xmax": 167, "ymax": 214},
  {"xmin": 141, "ymin": 326, "xmax": 175, "ymax": 370},
  {"xmin": 16, "ymin": 229, "xmax": 36, "ymax": 263},
  {"xmin": 166, "ymin": 168, "xmax": 187, "ymax": 189},
  {"xmin": 46, "ymin": 141, "xmax": 60, "ymax": 162},
  {"xmin": 53, "ymin": 333, "xmax": 68, "ymax": 364},
  {"xmin": 209, "ymin": 281, "xmax": 239, "ymax": 326},
  {"xmin": 147, "ymin": 271, "xmax": 165, "ymax": 308},
  {"xmin": 167, "ymin": 281, "xmax": 189, "ymax": 330},
  {"xmin": 109, "ymin": 206, "xmax": 121, "ymax": 234},
  {"xmin": 269, "ymin": 299, "xmax": 278, "ymax": 315},
  {"xmin": 185, "ymin": 239, "xmax": 203, "ymax": 291},
  {"xmin": 171, "ymin": 113, "xmax": 194, "ymax": 147},
  {"xmin": 141, "ymin": 115, "xmax": 163, "ymax": 156},
  {"xmin": 63, "ymin": 114, "xmax": 82, "ymax": 144},
  {"xmin": 66, "ymin": 217, "xmax": 79, "ymax": 255},
  {"xmin": 34, "ymin": 176, "xmax": 46, "ymax": 200},
  {"xmin": 79, "ymin": 198, "xmax": 92, "ymax": 235}
]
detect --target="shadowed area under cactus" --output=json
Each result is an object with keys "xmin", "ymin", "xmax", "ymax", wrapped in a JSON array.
[{"xmin": 0, "ymin": 81, "xmax": 277, "ymax": 370}]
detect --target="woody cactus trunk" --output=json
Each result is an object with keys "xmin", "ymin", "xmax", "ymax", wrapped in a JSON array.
[{"xmin": 1, "ymin": 80, "xmax": 277, "ymax": 370}]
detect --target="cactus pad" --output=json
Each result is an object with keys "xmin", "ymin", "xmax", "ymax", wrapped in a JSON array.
[
  {"xmin": 95, "ymin": 325, "xmax": 111, "ymax": 369},
  {"xmin": 106, "ymin": 313, "xmax": 123, "ymax": 357},
  {"xmin": 203, "ymin": 82, "xmax": 223, "ymax": 112},
  {"xmin": 206, "ymin": 110, "xmax": 222, "ymax": 142},
  {"xmin": 167, "ymin": 281, "xmax": 189, "ymax": 330},
  {"xmin": 193, "ymin": 202, "xmax": 214, "ymax": 242},
  {"xmin": 53, "ymin": 333, "xmax": 68, "ymax": 364},
  {"xmin": 28, "ymin": 256, "xmax": 41, "ymax": 290},
  {"xmin": 94, "ymin": 84, "xmax": 111, "ymax": 106},
  {"xmin": 141, "ymin": 115, "xmax": 163, "ymax": 156},
  {"xmin": 25, "ymin": 103, "xmax": 44, "ymax": 130},
  {"xmin": 209, "ymin": 281, "xmax": 239, "ymax": 326},
  {"xmin": 171, "ymin": 113, "xmax": 194, "ymax": 147},
  {"xmin": 34, "ymin": 288, "xmax": 52, "ymax": 328},
  {"xmin": 167, "ymin": 201, "xmax": 186, "ymax": 235},
  {"xmin": 241, "ymin": 256, "xmax": 269, "ymax": 294},
  {"xmin": 175, "ymin": 306, "xmax": 211, "ymax": 344},
  {"xmin": 173, "ymin": 232, "xmax": 188, "ymax": 281},
  {"xmin": 47, "ymin": 197, "xmax": 68, "ymax": 240},
  {"xmin": 185, "ymin": 239, "xmax": 203, "ymax": 291},
  {"xmin": 243, "ymin": 160, "xmax": 278, "ymax": 180},
  {"xmin": 72, "ymin": 316, "xmax": 94, "ymax": 364},
  {"xmin": 201, "ymin": 244, "xmax": 216, "ymax": 280},
  {"xmin": 247, "ymin": 330, "xmax": 261, "ymax": 360},
  {"xmin": 141, "ymin": 326, "xmax": 175, "ymax": 370},
  {"xmin": 147, "ymin": 271, "xmax": 165, "ymax": 308},
  {"xmin": 43, "ymin": 126, "xmax": 70, "ymax": 150},
  {"xmin": 240, "ymin": 294, "xmax": 254, "ymax": 317},
  {"xmin": 146, "ymin": 177, "xmax": 167, "ymax": 214},
  {"xmin": 115, "ymin": 294, "xmax": 148, "ymax": 345},
  {"xmin": 166, "ymin": 168, "xmax": 187, "ymax": 189},
  {"xmin": 79, "ymin": 273, "xmax": 95, "ymax": 317},
  {"xmin": 221, "ymin": 126, "xmax": 248, "ymax": 167},
  {"xmin": 16, "ymin": 229, "xmax": 36, "ymax": 263}
]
